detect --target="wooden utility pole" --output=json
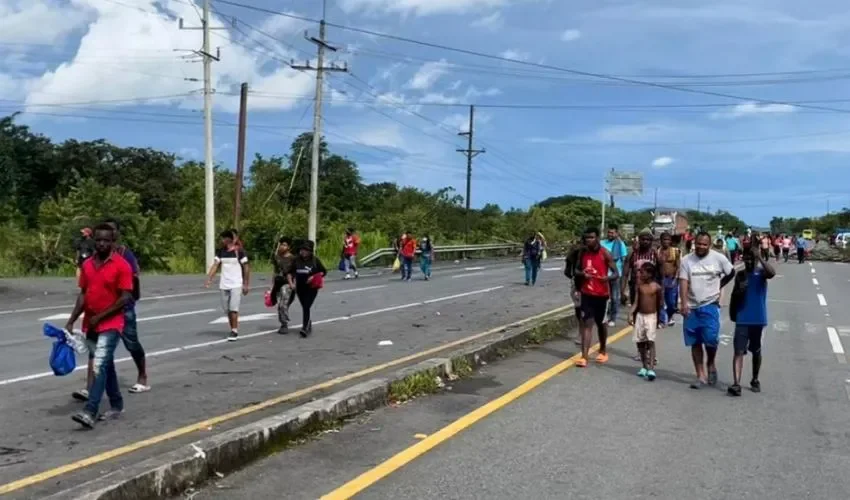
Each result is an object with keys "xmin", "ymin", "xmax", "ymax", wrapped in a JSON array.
[
  {"xmin": 233, "ymin": 82, "xmax": 248, "ymax": 229},
  {"xmin": 456, "ymin": 105, "xmax": 485, "ymax": 244}
]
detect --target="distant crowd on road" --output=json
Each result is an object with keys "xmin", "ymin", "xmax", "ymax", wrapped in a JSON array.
[{"xmin": 563, "ymin": 224, "xmax": 776, "ymax": 396}]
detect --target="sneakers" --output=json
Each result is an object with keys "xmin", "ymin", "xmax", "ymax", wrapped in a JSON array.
[
  {"xmin": 71, "ymin": 411, "xmax": 96, "ymax": 429},
  {"xmin": 98, "ymin": 409, "xmax": 124, "ymax": 421},
  {"xmin": 72, "ymin": 389, "xmax": 89, "ymax": 402},
  {"xmin": 227, "ymin": 331, "xmax": 239, "ymax": 342},
  {"xmin": 637, "ymin": 367, "xmax": 648, "ymax": 378},
  {"xmin": 750, "ymin": 379, "xmax": 761, "ymax": 393},
  {"xmin": 646, "ymin": 369, "xmax": 657, "ymax": 381},
  {"xmin": 299, "ymin": 321, "xmax": 313, "ymax": 338},
  {"xmin": 344, "ymin": 274, "xmax": 352, "ymax": 280},
  {"xmin": 707, "ymin": 369, "xmax": 718, "ymax": 386},
  {"xmin": 277, "ymin": 325, "xmax": 289, "ymax": 335},
  {"xmin": 727, "ymin": 384, "xmax": 742, "ymax": 397},
  {"xmin": 607, "ymin": 321, "xmax": 616, "ymax": 328}
]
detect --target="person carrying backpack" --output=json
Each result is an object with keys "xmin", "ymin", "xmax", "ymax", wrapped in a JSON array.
[{"xmin": 419, "ymin": 234, "xmax": 434, "ymax": 280}]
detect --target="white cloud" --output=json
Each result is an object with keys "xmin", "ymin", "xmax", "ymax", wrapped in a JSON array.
[
  {"xmin": 18, "ymin": 1, "xmax": 314, "ymax": 114},
  {"xmin": 651, "ymin": 156, "xmax": 674, "ymax": 168},
  {"xmin": 257, "ymin": 11, "xmax": 308, "ymax": 36},
  {"xmin": 0, "ymin": 0, "xmax": 91, "ymax": 45},
  {"xmin": 560, "ymin": 29, "xmax": 582, "ymax": 41},
  {"xmin": 337, "ymin": 123, "xmax": 407, "ymax": 149},
  {"xmin": 338, "ymin": 0, "xmax": 506, "ymax": 16},
  {"xmin": 593, "ymin": 123, "xmax": 680, "ymax": 143},
  {"xmin": 471, "ymin": 12, "xmax": 504, "ymax": 30},
  {"xmin": 407, "ymin": 59, "xmax": 450, "ymax": 90},
  {"xmin": 711, "ymin": 102, "xmax": 797, "ymax": 119},
  {"xmin": 499, "ymin": 49, "xmax": 531, "ymax": 61}
]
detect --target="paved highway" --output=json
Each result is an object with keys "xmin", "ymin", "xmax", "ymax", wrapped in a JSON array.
[
  {"xmin": 195, "ymin": 259, "xmax": 850, "ymax": 500},
  {"xmin": 0, "ymin": 257, "xmax": 572, "ymax": 498}
]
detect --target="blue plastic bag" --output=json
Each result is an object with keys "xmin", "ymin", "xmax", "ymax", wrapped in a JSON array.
[
  {"xmin": 338, "ymin": 258, "xmax": 346, "ymax": 271},
  {"xmin": 43, "ymin": 323, "xmax": 77, "ymax": 376}
]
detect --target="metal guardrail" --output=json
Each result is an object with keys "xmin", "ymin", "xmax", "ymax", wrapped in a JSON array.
[{"xmin": 359, "ymin": 242, "xmax": 522, "ymax": 267}]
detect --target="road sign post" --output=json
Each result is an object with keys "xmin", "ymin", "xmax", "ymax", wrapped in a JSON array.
[{"xmin": 601, "ymin": 171, "xmax": 644, "ymax": 232}]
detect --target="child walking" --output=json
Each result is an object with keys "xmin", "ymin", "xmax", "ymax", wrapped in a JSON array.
[{"xmin": 629, "ymin": 262, "xmax": 664, "ymax": 380}]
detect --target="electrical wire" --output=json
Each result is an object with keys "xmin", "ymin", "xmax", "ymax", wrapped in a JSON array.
[{"xmin": 213, "ymin": 0, "xmax": 850, "ymax": 115}]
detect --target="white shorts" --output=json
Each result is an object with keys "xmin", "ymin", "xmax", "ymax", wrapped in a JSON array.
[
  {"xmin": 220, "ymin": 288, "xmax": 242, "ymax": 313},
  {"xmin": 633, "ymin": 313, "xmax": 658, "ymax": 343}
]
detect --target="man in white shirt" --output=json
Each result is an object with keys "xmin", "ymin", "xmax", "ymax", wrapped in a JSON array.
[
  {"xmin": 205, "ymin": 230, "xmax": 251, "ymax": 341},
  {"xmin": 679, "ymin": 232, "xmax": 735, "ymax": 389}
]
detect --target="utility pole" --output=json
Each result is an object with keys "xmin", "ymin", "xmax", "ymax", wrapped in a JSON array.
[
  {"xmin": 456, "ymin": 105, "xmax": 485, "ymax": 244},
  {"xmin": 233, "ymin": 82, "xmax": 248, "ymax": 229},
  {"xmin": 179, "ymin": 0, "xmax": 224, "ymax": 268},
  {"xmin": 609, "ymin": 167, "xmax": 615, "ymax": 208},
  {"xmin": 292, "ymin": 0, "xmax": 347, "ymax": 243},
  {"xmin": 653, "ymin": 187, "xmax": 658, "ymax": 212},
  {"xmin": 697, "ymin": 192, "xmax": 701, "ymax": 213}
]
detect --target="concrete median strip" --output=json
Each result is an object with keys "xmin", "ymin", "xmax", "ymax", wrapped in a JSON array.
[{"xmin": 45, "ymin": 310, "xmax": 579, "ymax": 500}]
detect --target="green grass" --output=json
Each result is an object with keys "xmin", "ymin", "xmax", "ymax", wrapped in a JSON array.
[{"xmin": 388, "ymin": 369, "xmax": 442, "ymax": 403}]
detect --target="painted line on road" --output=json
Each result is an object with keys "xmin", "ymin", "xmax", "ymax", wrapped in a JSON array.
[
  {"xmin": 812, "ymin": 278, "xmax": 819, "ymax": 286},
  {"xmin": 817, "ymin": 294, "xmax": 828, "ymax": 306},
  {"xmin": 0, "ymin": 287, "xmax": 265, "ymax": 316},
  {"xmin": 320, "ymin": 325, "xmax": 634, "ymax": 500},
  {"xmin": 332, "ymin": 285, "xmax": 388, "ymax": 295},
  {"xmin": 0, "ymin": 287, "xmax": 505, "ymax": 388},
  {"xmin": 827, "ymin": 327, "xmax": 846, "ymax": 364},
  {"xmin": 451, "ymin": 271, "xmax": 487, "ymax": 279},
  {"xmin": 463, "ymin": 266, "xmax": 486, "ymax": 271},
  {"xmin": 542, "ymin": 267, "xmax": 561, "ymax": 271},
  {"xmin": 811, "ymin": 267, "xmax": 816, "ymax": 274},
  {"xmin": 0, "ymin": 304, "xmax": 571, "ymax": 495},
  {"xmin": 38, "ymin": 309, "xmax": 216, "ymax": 324}
]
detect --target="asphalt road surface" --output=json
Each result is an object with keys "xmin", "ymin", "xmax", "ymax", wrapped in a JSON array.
[
  {"xmin": 0, "ymin": 257, "xmax": 572, "ymax": 498},
  {"xmin": 196, "ymin": 259, "xmax": 850, "ymax": 500}
]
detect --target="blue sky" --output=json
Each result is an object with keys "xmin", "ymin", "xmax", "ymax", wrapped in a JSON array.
[{"xmin": 3, "ymin": 0, "xmax": 850, "ymax": 226}]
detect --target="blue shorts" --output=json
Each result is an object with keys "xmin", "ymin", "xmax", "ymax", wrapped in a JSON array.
[{"xmin": 683, "ymin": 303, "xmax": 720, "ymax": 347}]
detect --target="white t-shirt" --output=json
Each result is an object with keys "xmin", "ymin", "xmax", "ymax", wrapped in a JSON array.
[
  {"xmin": 678, "ymin": 250, "xmax": 734, "ymax": 308},
  {"xmin": 215, "ymin": 247, "xmax": 249, "ymax": 290}
]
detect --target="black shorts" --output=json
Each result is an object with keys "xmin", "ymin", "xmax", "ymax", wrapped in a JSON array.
[
  {"xmin": 580, "ymin": 294, "xmax": 608, "ymax": 325},
  {"xmin": 733, "ymin": 324, "xmax": 764, "ymax": 355}
]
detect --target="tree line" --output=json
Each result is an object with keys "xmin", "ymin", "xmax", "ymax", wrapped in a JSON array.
[
  {"xmin": 0, "ymin": 114, "xmax": 748, "ymax": 276},
  {"xmin": 770, "ymin": 211, "xmax": 850, "ymax": 236}
]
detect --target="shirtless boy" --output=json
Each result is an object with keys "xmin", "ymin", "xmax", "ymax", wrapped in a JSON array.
[{"xmin": 629, "ymin": 262, "xmax": 664, "ymax": 380}]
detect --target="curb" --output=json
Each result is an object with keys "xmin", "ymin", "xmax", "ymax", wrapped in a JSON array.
[{"xmin": 47, "ymin": 311, "xmax": 578, "ymax": 500}]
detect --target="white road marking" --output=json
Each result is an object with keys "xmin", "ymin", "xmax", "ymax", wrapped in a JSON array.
[
  {"xmin": 812, "ymin": 278, "xmax": 819, "ymax": 286},
  {"xmin": 140, "ymin": 309, "xmax": 216, "ymax": 322},
  {"xmin": 811, "ymin": 267, "xmax": 816, "ymax": 274},
  {"xmin": 0, "ymin": 286, "xmax": 504, "ymax": 387},
  {"xmin": 772, "ymin": 321, "xmax": 789, "ymax": 332},
  {"xmin": 38, "ymin": 309, "xmax": 215, "ymax": 324},
  {"xmin": 463, "ymin": 266, "xmax": 486, "ymax": 271},
  {"xmin": 452, "ymin": 271, "xmax": 487, "ymax": 279},
  {"xmin": 38, "ymin": 313, "xmax": 71, "ymax": 321},
  {"xmin": 542, "ymin": 267, "xmax": 561, "ymax": 271},
  {"xmin": 332, "ymin": 285, "xmax": 388, "ymax": 295},
  {"xmin": 827, "ymin": 326, "xmax": 845, "ymax": 355},
  {"xmin": 209, "ymin": 313, "xmax": 275, "ymax": 325},
  {"xmin": 817, "ymin": 294, "xmax": 828, "ymax": 306}
]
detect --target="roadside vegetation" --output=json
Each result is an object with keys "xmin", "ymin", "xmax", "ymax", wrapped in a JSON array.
[{"xmin": 2, "ymin": 114, "xmax": 747, "ymax": 277}]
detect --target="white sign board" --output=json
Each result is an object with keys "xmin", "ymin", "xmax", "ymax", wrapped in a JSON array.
[
  {"xmin": 620, "ymin": 224, "xmax": 635, "ymax": 236},
  {"xmin": 607, "ymin": 171, "xmax": 644, "ymax": 196}
]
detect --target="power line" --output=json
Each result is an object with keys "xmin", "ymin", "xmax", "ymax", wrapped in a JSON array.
[{"xmin": 213, "ymin": 0, "xmax": 850, "ymax": 115}]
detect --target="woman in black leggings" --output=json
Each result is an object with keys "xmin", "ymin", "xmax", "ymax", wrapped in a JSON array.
[{"xmin": 290, "ymin": 240, "xmax": 327, "ymax": 337}]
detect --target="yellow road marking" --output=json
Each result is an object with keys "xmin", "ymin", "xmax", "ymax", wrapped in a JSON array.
[
  {"xmin": 320, "ymin": 325, "xmax": 633, "ymax": 500},
  {"xmin": 0, "ymin": 306, "xmax": 572, "ymax": 495}
]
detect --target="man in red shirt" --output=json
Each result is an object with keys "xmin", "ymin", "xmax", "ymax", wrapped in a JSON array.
[
  {"xmin": 65, "ymin": 223, "xmax": 134, "ymax": 429},
  {"xmin": 573, "ymin": 227, "xmax": 619, "ymax": 367},
  {"xmin": 399, "ymin": 232, "xmax": 417, "ymax": 282},
  {"xmin": 342, "ymin": 228, "xmax": 360, "ymax": 280}
]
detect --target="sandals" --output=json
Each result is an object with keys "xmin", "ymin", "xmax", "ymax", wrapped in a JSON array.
[{"xmin": 128, "ymin": 383, "xmax": 151, "ymax": 394}]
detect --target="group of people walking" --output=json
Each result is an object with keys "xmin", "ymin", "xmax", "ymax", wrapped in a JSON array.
[{"xmin": 564, "ymin": 224, "xmax": 773, "ymax": 395}]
